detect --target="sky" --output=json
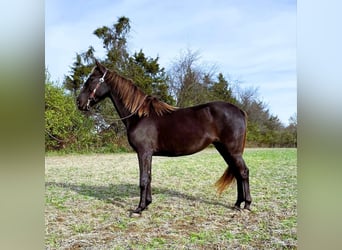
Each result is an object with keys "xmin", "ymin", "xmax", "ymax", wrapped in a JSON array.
[{"xmin": 45, "ymin": 0, "xmax": 296, "ymax": 125}]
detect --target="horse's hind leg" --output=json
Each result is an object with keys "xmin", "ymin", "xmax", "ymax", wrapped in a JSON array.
[
  {"xmin": 214, "ymin": 142, "xmax": 252, "ymax": 210},
  {"xmin": 232, "ymin": 154, "xmax": 251, "ymax": 210}
]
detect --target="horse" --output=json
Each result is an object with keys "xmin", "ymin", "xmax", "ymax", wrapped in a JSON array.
[{"xmin": 77, "ymin": 59, "xmax": 252, "ymax": 214}]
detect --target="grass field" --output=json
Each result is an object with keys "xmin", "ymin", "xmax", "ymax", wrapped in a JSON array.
[{"xmin": 45, "ymin": 148, "xmax": 297, "ymax": 249}]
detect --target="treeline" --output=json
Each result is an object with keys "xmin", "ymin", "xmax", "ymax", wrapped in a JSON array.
[{"xmin": 45, "ymin": 17, "xmax": 296, "ymax": 153}]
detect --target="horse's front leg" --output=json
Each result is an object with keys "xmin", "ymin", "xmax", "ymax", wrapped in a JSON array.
[{"xmin": 132, "ymin": 151, "xmax": 152, "ymax": 214}]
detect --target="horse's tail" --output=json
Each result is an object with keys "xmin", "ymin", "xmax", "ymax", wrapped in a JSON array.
[{"xmin": 215, "ymin": 166, "xmax": 235, "ymax": 196}]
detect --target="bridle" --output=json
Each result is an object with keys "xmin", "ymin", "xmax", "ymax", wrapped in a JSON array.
[
  {"xmin": 85, "ymin": 69, "xmax": 147, "ymax": 120},
  {"xmin": 86, "ymin": 70, "xmax": 107, "ymax": 110}
]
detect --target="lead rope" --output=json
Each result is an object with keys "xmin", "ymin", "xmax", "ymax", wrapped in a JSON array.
[{"xmin": 111, "ymin": 95, "xmax": 148, "ymax": 121}]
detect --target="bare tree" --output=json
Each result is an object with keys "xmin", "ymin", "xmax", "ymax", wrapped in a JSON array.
[{"xmin": 167, "ymin": 49, "xmax": 215, "ymax": 107}]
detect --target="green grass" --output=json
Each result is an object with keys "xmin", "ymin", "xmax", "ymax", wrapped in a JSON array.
[{"xmin": 45, "ymin": 148, "xmax": 297, "ymax": 249}]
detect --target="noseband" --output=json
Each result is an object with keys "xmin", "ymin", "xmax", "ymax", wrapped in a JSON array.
[{"xmin": 86, "ymin": 70, "xmax": 107, "ymax": 109}]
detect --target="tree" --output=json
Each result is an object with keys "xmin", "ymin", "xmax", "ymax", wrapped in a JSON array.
[
  {"xmin": 127, "ymin": 50, "xmax": 174, "ymax": 104},
  {"xmin": 209, "ymin": 73, "xmax": 238, "ymax": 104},
  {"xmin": 94, "ymin": 16, "xmax": 130, "ymax": 70},
  {"xmin": 167, "ymin": 49, "xmax": 242, "ymax": 108},
  {"xmin": 45, "ymin": 70, "xmax": 94, "ymax": 151},
  {"xmin": 236, "ymin": 86, "xmax": 285, "ymax": 147},
  {"xmin": 167, "ymin": 49, "xmax": 216, "ymax": 107},
  {"xmin": 280, "ymin": 113, "xmax": 297, "ymax": 147},
  {"xmin": 64, "ymin": 52, "xmax": 94, "ymax": 96}
]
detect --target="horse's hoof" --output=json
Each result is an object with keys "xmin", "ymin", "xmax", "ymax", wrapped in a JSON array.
[
  {"xmin": 128, "ymin": 208, "xmax": 142, "ymax": 217},
  {"xmin": 129, "ymin": 212, "xmax": 141, "ymax": 218},
  {"xmin": 233, "ymin": 205, "xmax": 242, "ymax": 211},
  {"xmin": 244, "ymin": 206, "xmax": 251, "ymax": 212},
  {"xmin": 243, "ymin": 208, "xmax": 251, "ymax": 213},
  {"xmin": 244, "ymin": 202, "xmax": 251, "ymax": 211}
]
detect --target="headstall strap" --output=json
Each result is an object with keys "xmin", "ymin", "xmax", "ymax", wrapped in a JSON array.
[
  {"xmin": 89, "ymin": 70, "xmax": 107, "ymax": 99},
  {"xmin": 99, "ymin": 70, "xmax": 107, "ymax": 83}
]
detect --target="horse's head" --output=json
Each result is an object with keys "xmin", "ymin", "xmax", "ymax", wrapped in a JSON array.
[{"xmin": 77, "ymin": 60, "xmax": 110, "ymax": 111}]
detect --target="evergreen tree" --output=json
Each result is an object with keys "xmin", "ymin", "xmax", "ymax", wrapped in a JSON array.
[
  {"xmin": 209, "ymin": 73, "xmax": 237, "ymax": 104},
  {"xmin": 64, "ymin": 51, "xmax": 94, "ymax": 96}
]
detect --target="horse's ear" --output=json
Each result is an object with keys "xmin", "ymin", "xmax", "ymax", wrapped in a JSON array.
[{"xmin": 95, "ymin": 59, "xmax": 106, "ymax": 74}]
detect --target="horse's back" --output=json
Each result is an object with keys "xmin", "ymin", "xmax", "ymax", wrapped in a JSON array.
[{"xmin": 165, "ymin": 101, "xmax": 246, "ymax": 133}]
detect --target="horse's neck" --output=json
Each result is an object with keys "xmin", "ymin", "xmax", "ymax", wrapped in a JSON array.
[{"xmin": 109, "ymin": 91, "xmax": 134, "ymax": 127}]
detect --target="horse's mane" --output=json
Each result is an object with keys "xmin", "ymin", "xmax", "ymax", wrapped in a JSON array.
[{"xmin": 107, "ymin": 70, "xmax": 176, "ymax": 117}]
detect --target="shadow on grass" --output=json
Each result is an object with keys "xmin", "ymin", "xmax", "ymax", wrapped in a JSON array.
[{"xmin": 45, "ymin": 181, "xmax": 233, "ymax": 210}]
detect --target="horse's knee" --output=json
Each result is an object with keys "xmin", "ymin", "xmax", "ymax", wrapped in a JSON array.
[{"xmin": 140, "ymin": 177, "xmax": 149, "ymax": 188}]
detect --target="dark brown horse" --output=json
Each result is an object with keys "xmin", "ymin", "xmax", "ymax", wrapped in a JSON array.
[{"xmin": 77, "ymin": 60, "xmax": 251, "ymax": 214}]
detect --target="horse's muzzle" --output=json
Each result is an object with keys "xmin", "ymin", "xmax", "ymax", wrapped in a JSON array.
[{"xmin": 76, "ymin": 99, "xmax": 90, "ymax": 111}]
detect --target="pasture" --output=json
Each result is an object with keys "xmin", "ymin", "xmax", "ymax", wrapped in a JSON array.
[{"xmin": 45, "ymin": 148, "xmax": 296, "ymax": 249}]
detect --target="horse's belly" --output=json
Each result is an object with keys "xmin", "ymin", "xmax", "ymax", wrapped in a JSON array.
[{"xmin": 155, "ymin": 130, "xmax": 215, "ymax": 156}]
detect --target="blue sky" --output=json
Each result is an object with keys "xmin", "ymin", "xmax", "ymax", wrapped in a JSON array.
[{"xmin": 46, "ymin": 0, "xmax": 296, "ymax": 125}]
